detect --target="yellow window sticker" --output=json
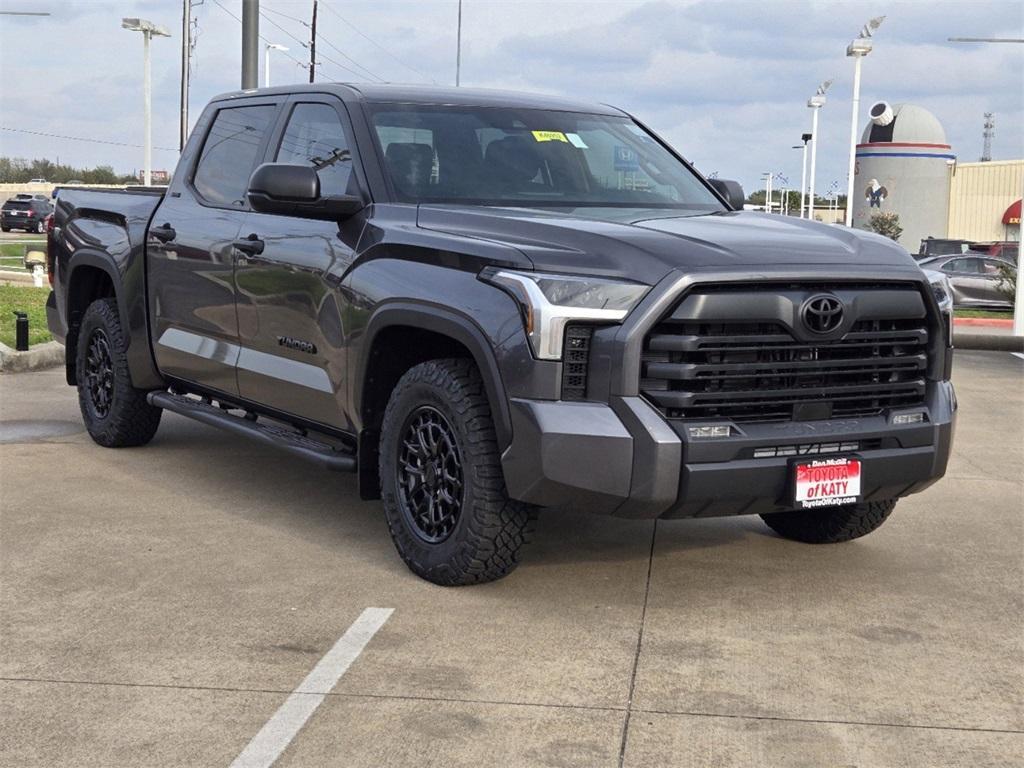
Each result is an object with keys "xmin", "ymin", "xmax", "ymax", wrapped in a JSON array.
[{"xmin": 531, "ymin": 130, "xmax": 569, "ymax": 143}]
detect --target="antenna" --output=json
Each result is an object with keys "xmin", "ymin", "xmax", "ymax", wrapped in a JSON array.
[{"xmin": 981, "ymin": 112, "xmax": 994, "ymax": 162}]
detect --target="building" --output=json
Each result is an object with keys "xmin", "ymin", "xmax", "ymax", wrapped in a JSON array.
[{"xmin": 947, "ymin": 159, "xmax": 1023, "ymax": 243}]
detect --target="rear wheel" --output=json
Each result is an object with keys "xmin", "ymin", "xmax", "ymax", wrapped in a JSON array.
[
  {"xmin": 760, "ymin": 499, "xmax": 897, "ymax": 543},
  {"xmin": 34, "ymin": 220, "xmax": 44, "ymax": 234},
  {"xmin": 379, "ymin": 358, "xmax": 534, "ymax": 586},
  {"xmin": 76, "ymin": 297, "xmax": 162, "ymax": 447}
]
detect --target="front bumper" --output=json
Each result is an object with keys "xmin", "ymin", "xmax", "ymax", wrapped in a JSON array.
[{"xmin": 501, "ymin": 380, "xmax": 956, "ymax": 519}]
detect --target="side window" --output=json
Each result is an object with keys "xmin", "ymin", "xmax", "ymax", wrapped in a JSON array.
[
  {"xmin": 275, "ymin": 103, "xmax": 355, "ymax": 197},
  {"xmin": 944, "ymin": 258, "xmax": 975, "ymax": 274},
  {"xmin": 193, "ymin": 104, "xmax": 276, "ymax": 207}
]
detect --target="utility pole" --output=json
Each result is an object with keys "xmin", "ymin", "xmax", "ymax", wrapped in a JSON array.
[
  {"xmin": 456, "ymin": 0, "xmax": 462, "ymax": 86},
  {"xmin": 179, "ymin": 0, "xmax": 191, "ymax": 151},
  {"xmin": 241, "ymin": 0, "xmax": 259, "ymax": 89},
  {"xmin": 309, "ymin": 0, "xmax": 318, "ymax": 83}
]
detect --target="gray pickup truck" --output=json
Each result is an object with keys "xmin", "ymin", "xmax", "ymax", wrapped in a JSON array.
[{"xmin": 46, "ymin": 84, "xmax": 956, "ymax": 585}]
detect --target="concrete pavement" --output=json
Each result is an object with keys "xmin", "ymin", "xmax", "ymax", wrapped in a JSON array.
[{"xmin": 1, "ymin": 351, "xmax": 1022, "ymax": 767}]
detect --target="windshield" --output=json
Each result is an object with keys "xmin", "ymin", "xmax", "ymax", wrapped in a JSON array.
[{"xmin": 369, "ymin": 104, "xmax": 724, "ymax": 212}]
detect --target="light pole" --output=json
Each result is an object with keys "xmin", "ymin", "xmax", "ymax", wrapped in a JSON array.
[
  {"xmin": 761, "ymin": 172, "xmax": 773, "ymax": 213},
  {"xmin": 122, "ymin": 18, "xmax": 171, "ymax": 187},
  {"xmin": 795, "ymin": 133, "xmax": 811, "ymax": 218},
  {"xmin": 264, "ymin": 43, "xmax": 288, "ymax": 87},
  {"xmin": 807, "ymin": 79, "xmax": 833, "ymax": 223},
  {"xmin": 845, "ymin": 16, "xmax": 885, "ymax": 227},
  {"xmin": 949, "ymin": 36, "xmax": 1024, "ymax": 336}
]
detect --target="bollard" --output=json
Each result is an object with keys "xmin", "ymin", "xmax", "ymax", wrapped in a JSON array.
[{"xmin": 14, "ymin": 311, "xmax": 29, "ymax": 351}]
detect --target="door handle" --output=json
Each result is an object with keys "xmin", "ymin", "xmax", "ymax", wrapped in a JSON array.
[
  {"xmin": 151, "ymin": 223, "xmax": 176, "ymax": 243},
  {"xmin": 233, "ymin": 234, "xmax": 265, "ymax": 256}
]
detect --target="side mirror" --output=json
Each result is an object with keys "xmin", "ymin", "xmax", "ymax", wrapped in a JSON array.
[
  {"xmin": 708, "ymin": 178, "xmax": 745, "ymax": 211},
  {"xmin": 247, "ymin": 163, "xmax": 364, "ymax": 220}
]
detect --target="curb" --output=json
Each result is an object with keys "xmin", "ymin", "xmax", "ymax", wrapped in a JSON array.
[
  {"xmin": 0, "ymin": 269, "xmax": 36, "ymax": 286},
  {"xmin": 0, "ymin": 341, "xmax": 65, "ymax": 373},
  {"xmin": 953, "ymin": 332, "xmax": 1024, "ymax": 353},
  {"xmin": 954, "ymin": 317, "xmax": 1013, "ymax": 328}
]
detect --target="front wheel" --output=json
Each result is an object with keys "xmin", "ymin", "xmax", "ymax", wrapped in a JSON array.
[
  {"xmin": 379, "ymin": 358, "xmax": 534, "ymax": 586},
  {"xmin": 76, "ymin": 297, "xmax": 162, "ymax": 447},
  {"xmin": 760, "ymin": 499, "xmax": 897, "ymax": 544}
]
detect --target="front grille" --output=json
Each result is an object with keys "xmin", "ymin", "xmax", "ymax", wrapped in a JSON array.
[{"xmin": 642, "ymin": 311, "xmax": 929, "ymax": 423}]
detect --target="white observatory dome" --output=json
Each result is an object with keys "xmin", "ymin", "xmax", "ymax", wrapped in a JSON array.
[{"xmin": 861, "ymin": 102, "xmax": 948, "ymax": 145}]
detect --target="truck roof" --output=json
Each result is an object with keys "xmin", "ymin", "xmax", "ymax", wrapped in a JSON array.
[{"xmin": 211, "ymin": 82, "xmax": 626, "ymax": 116}]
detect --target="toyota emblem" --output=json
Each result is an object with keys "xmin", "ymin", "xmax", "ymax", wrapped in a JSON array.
[{"xmin": 802, "ymin": 294, "xmax": 844, "ymax": 334}]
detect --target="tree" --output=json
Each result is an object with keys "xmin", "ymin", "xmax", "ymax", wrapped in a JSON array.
[
  {"xmin": 866, "ymin": 212, "xmax": 903, "ymax": 242},
  {"xmin": 996, "ymin": 261, "xmax": 1016, "ymax": 304}
]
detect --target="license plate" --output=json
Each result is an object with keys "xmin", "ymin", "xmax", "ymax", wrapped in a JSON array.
[{"xmin": 793, "ymin": 457, "xmax": 861, "ymax": 509}]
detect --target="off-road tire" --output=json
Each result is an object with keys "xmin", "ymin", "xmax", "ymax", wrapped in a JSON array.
[
  {"xmin": 380, "ymin": 358, "xmax": 534, "ymax": 586},
  {"xmin": 760, "ymin": 499, "xmax": 897, "ymax": 544},
  {"xmin": 76, "ymin": 297, "xmax": 162, "ymax": 447}
]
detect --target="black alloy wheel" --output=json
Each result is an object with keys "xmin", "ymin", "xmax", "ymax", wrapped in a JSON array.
[
  {"xmin": 84, "ymin": 327, "xmax": 114, "ymax": 419},
  {"xmin": 398, "ymin": 405, "xmax": 464, "ymax": 543}
]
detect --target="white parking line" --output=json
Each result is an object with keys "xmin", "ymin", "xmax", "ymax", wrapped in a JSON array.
[
  {"xmin": 229, "ymin": 607, "xmax": 394, "ymax": 768},
  {"xmin": 1012, "ymin": 352, "xmax": 1024, "ymax": 361}
]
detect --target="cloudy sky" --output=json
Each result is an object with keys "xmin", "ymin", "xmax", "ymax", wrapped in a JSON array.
[{"xmin": 1, "ymin": 0, "xmax": 1021, "ymax": 194}]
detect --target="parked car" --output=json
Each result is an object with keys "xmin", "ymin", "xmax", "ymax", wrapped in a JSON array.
[
  {"xmin": 1, "ymin": 197, "xmax": 52, "ymax": 233},
  {"xmin": 917, "ymin": 237, "xmax": 972, "ymax": 261},
  {"xmin": 66, "ymin": 179, "xmax": 85, "ymax": 185},
  {"xmin": 918, "ymin": 254, "xmax": 1016, "ymax": 310},
  {"xmin": 46, "ymin": 84, "xmax": 955, "ymax": 585},
  {"xmin": 28, "ymin": 178, "xmax": 48, "ymax": 184}
]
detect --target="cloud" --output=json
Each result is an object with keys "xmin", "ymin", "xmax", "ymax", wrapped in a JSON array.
[{"xmin": 1, "ymin": 0, "xmax": 1020, "ymax": 192}]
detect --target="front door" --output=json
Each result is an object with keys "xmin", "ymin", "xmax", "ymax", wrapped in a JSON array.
[
  {"xmin": 148, "ymin": 100, "xmax": 280, "ymax": 395},
  {"xmin": 234, "ymin": 98, "xmax": 365, "ymax": 430}
]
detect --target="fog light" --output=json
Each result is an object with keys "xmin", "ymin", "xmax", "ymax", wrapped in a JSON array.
[
  {"xmin": 892, "ymin": 412, "xmax": 925, "ymax": 425},
  {"xmin": 688, "ymin": 425, "xmax": 732, "ymax": 438}
]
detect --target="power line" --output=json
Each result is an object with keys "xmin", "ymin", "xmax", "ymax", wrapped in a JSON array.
[
  {"xmin": 261, "ymin": 5, "xmax": 310, "ymax": 27},
  {"xmin": 319, "ymin": 0, "xmax": 437, "ymax": 84},
  {"xmin": 1, "ymin": 126, "xmax": 178, "ymax": 152},
  {"xmin": 211, "ymin": 0, "xmax": 309, "ymax": 72},
  {"xmin": 260, "ymin": 4, "xmax": 385, "ymax": 82}
]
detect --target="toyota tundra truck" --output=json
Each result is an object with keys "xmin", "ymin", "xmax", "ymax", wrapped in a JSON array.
[{"xmin": 46, "ymin": 84, "xmax": 956, "ymax": 585}]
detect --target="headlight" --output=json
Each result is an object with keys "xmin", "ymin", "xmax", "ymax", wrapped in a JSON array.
[
  {"xmin": 480, "ymin": 268, "xmax": 650, "ymax": 359},
  {"xmin": 924, "ymin": 270, "xmax": 954, "ymax": 344},
  {"xmin": 928, "ymin": 274, "xmax": 953, "ymax": 313}
]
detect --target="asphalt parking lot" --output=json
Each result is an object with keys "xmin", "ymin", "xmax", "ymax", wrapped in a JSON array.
[{"xmin": 1, "ymin": 351, "xmax": 1021, "ymax": 767}]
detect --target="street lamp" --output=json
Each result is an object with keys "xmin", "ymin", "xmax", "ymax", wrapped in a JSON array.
[
  {"xmin": 122, "ymin": 17, "xmax": 171, "ymax": 187},
  {"xmin": 844, "ymin": 16, "xmax": 885, "ymax": 227},
  {"xmin": 794, "ymin": 133, "xmax": 811, "ymax": 219},
  {"xmin": 264, "ymin": 43, "xmax": 288, "ymax": 87},
  {"xmin": 807, "ymin": 79, "xmax": 833, "ymax": 222},
  {"xmin": 948, "ymin": 35, "xmax": 1024, "ymax": 337}
]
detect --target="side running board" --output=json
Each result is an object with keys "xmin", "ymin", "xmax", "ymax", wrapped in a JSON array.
[{"xmin": 147, "ymin": 391, "xmax": 357, "ymax": 472}]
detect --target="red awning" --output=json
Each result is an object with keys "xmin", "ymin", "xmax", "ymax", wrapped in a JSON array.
[{"xmin": 1003, "ymin": 198, "xmax": 1021, "ymax": 225}]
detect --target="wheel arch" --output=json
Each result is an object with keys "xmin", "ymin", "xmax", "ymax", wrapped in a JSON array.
[
  {"xmin": 64, "ymin": 253, "xmax": 122, "ymax": 386},
  {"xmin": 355, "ymin": 302, "xmax": 512, "ymax": 500}
]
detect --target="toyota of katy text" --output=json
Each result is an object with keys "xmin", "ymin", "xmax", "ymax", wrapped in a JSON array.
[{"xmin": 46, "ymin": 84, "xmax": 956, "ymax": 585}]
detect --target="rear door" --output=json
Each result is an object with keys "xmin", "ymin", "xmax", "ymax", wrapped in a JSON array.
[
  {"xmin": 148, "ymin": 98, "xmax": 283, "ymax": 395},
  {"xmin": 234, "ymin": 96, "xmax": 366, "ymax": 430}
]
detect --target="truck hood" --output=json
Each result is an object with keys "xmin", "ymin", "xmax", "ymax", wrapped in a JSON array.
[{"xmin": 417, "ymin": 205, "xmax": 918, "ymax": 285}]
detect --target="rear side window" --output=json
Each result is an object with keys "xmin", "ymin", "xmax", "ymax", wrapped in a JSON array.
[
  {"xmin": 945, "ymin": 258, "xmax": 980, "ymax": 274},
  {"xmin": 275, "ymin": 103, "xmax": 354, "ymax": 197},
  {"xmin": 193, "ymin": 104, "xmax": 276, "ymax": 207}
]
